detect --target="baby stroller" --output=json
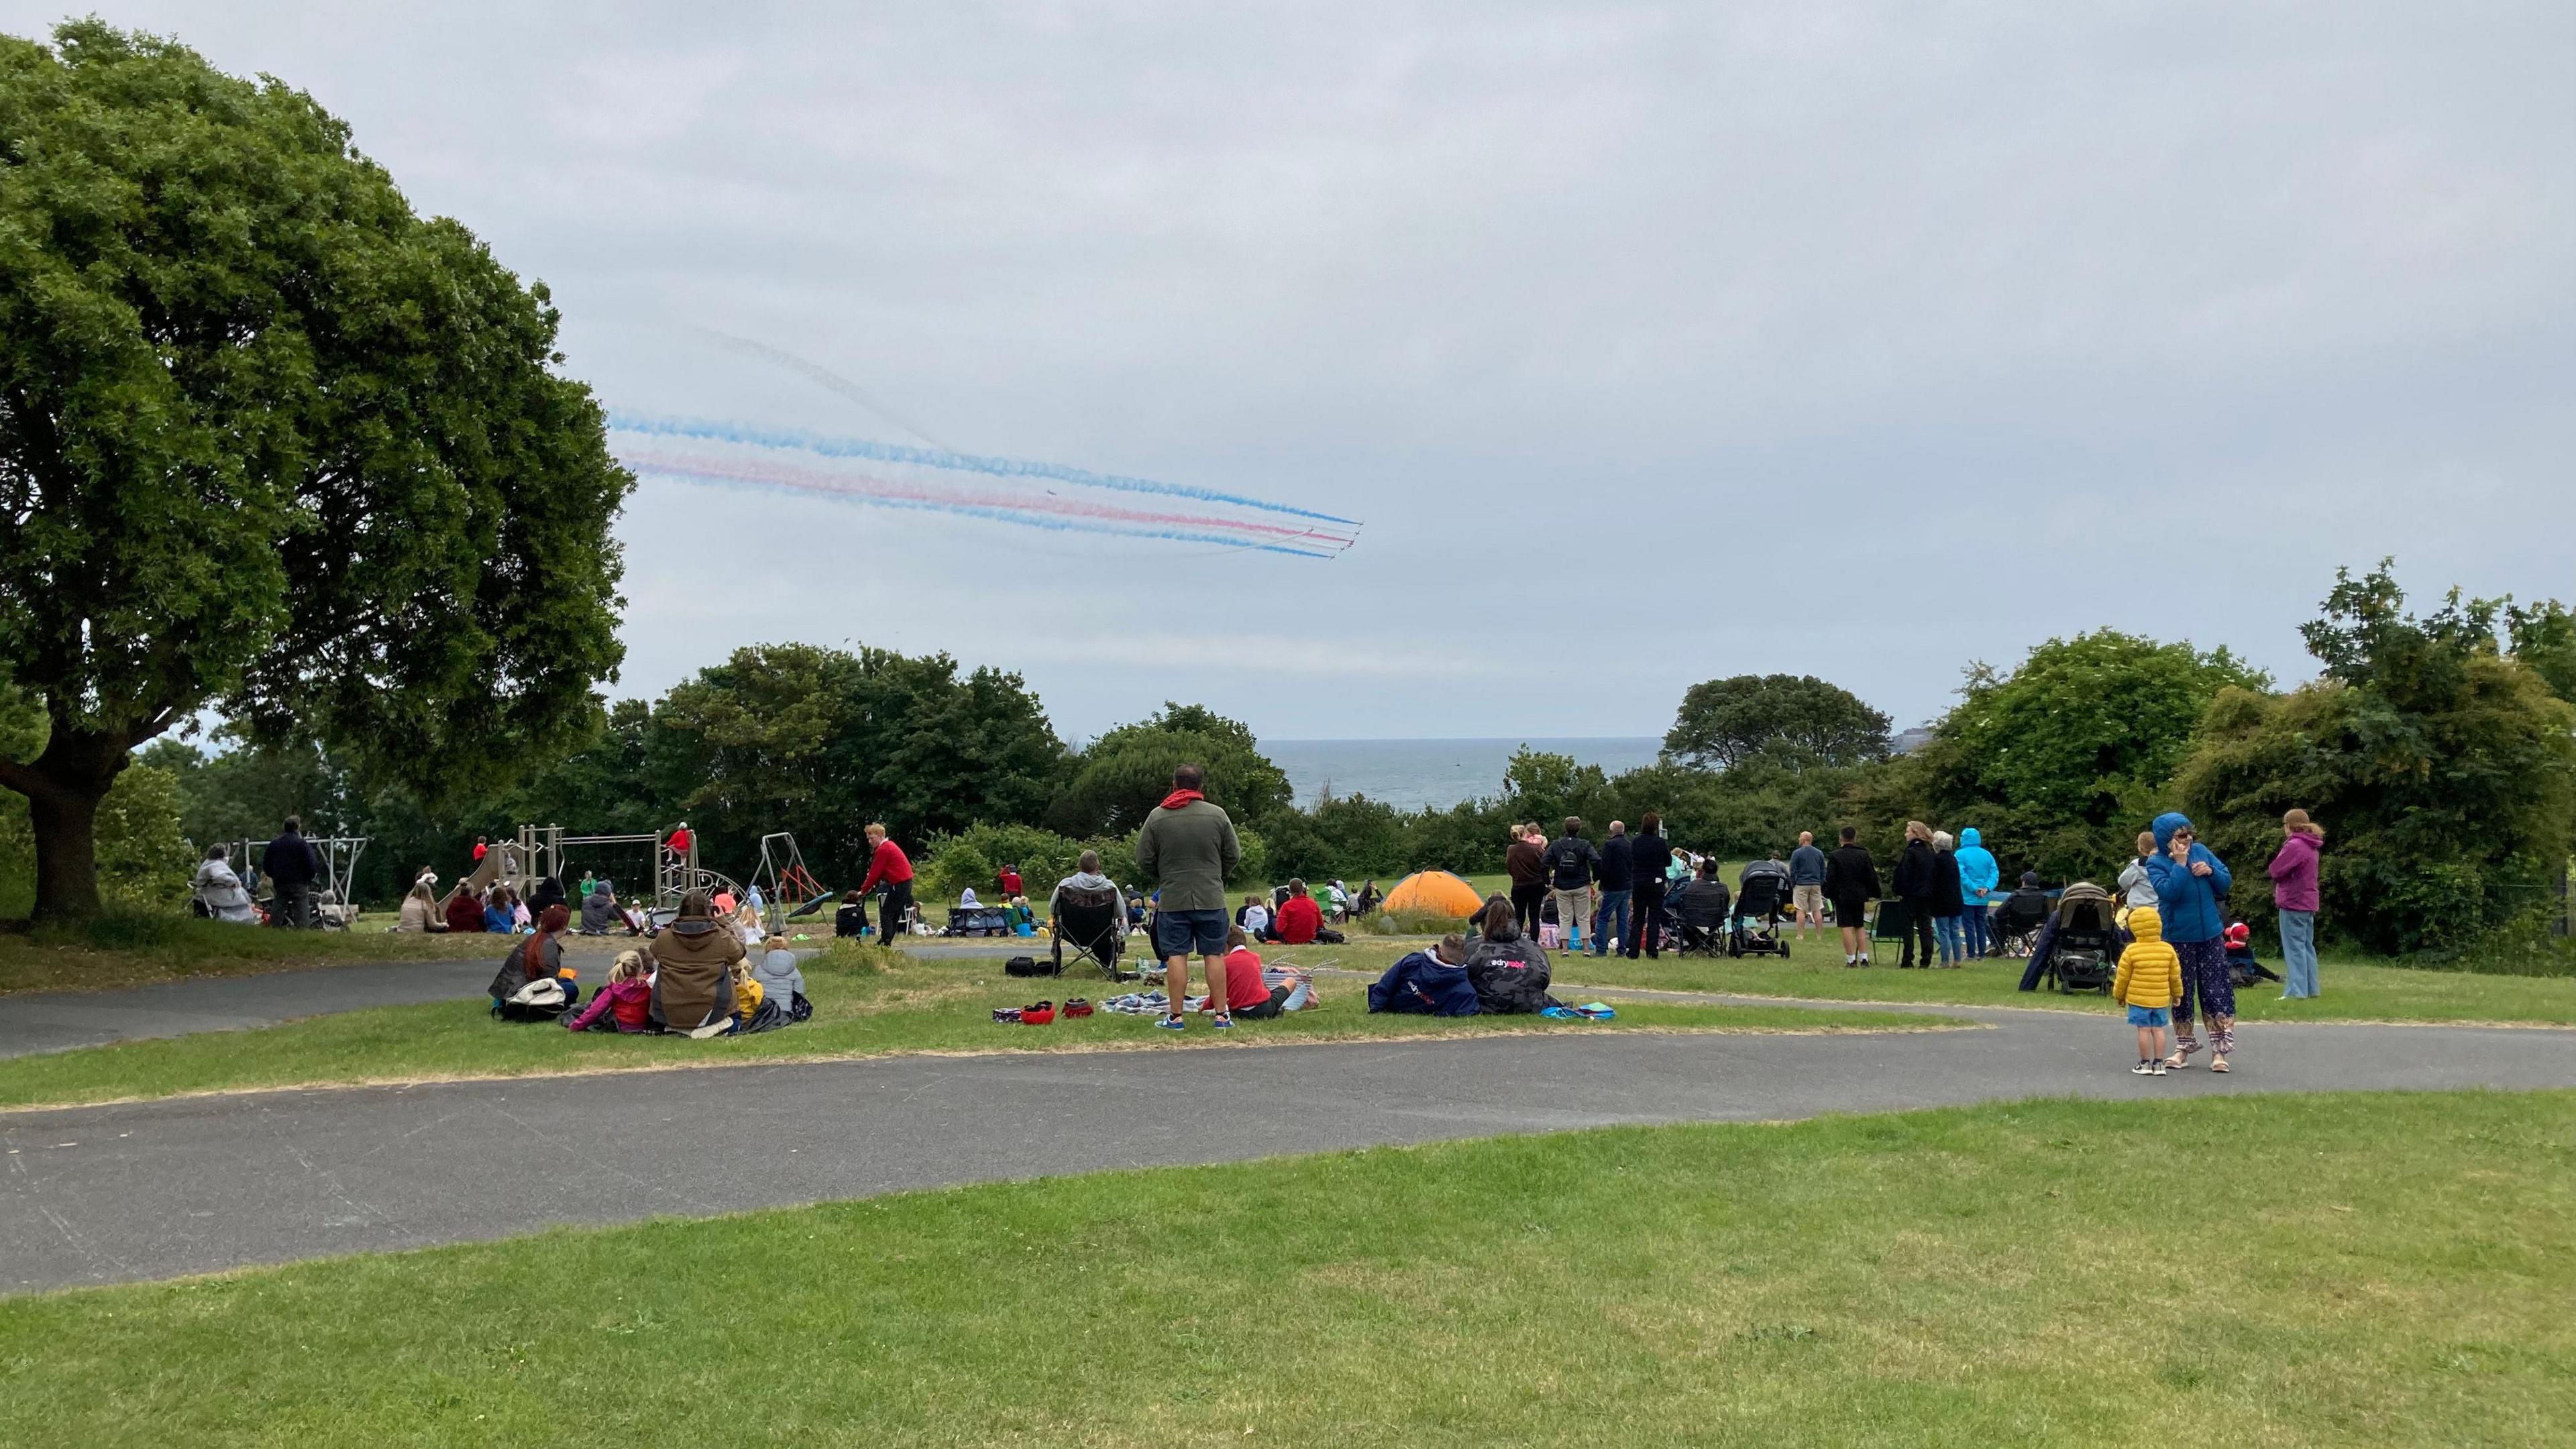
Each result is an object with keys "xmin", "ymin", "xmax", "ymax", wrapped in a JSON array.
[
  {"xmin": 1728, "ymin": 873, "xmax": 1792, "ymax": 958},
  {"xmin": 2039, "ymin": 882, "xmax": 2119, "ymax": 994},
  {"xmin": 1667, "ymin": 879, "xmax": 1731, "ymax": 957}
]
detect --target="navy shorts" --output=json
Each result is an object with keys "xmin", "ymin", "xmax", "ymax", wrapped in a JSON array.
[{"xmin": 1155, "ymin": 908, "xmax": 1230, "ymax": 958}]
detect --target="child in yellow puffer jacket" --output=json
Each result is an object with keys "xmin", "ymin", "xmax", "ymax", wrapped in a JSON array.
[
  {"xmin": 728, "ymin": 958, "xmax": 765, "ymax": 1034},
  {"xmin": 2112, "ymin": 905, "xmax": 2182, "ymax": 1077}
]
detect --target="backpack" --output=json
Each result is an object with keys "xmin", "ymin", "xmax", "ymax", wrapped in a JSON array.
[
  {"xmin": 492, "ymin": 977, "xmax": 570, "ymax": 1023},
  {"xmin": 1004, "ymin": 954, "xmax": 1055, "ymax": 977}
]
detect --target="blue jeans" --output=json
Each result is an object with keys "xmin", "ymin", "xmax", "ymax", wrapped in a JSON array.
[
  {"xmin": 1933, "ymin": 914, "xmax": 1964, "ymax": 963},
  {"xmin": 1962, "ymin": 905, "xmax": 1990, "ymax": 958},
  {"xmin": 1591, "ymin": 890, "xmax": 1631, "ymax": 955},
  {"xmin": 2279, "ymin": 910, "xmax": 2318, "ymax": 998}
]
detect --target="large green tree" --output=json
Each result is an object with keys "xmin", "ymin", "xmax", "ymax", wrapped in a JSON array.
[
  {"xmin": 0, "ymin": 23, "xmax": 629, "ymax": 920},
  {"xmin": 1662, "ymin": 674, "xmax": 1891, "ymax": 772},
  {"xmin": 1048, "ymin": 704, "xmax": 1291, "ymax": 839},
  {"xmin": 2181, "ymin": 564, "xmax": 2576, "ymax": 953},
  {"xmin": 1860, "ymin": 631, "xmax": 2269, "ymax": 881},
  {"xmin": 649, "ymin": 642, "xmax": 1064, "ymax": 879}
]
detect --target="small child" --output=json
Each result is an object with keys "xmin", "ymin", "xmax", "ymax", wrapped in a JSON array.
[
  {"xmin": 752, "ymin": 934, "xmax": 806, "ymax": 1020},
  {"xmin": 729, "ymin": 956, "xmax": 766, "ymax": 1032},
  {"xmin": 565, "ymin": 949, "xmax": 653, "ymax": 1033},
  {"xmin": 2112, "ymin": 905, "xmax": 2182, "ymax": 1077}
]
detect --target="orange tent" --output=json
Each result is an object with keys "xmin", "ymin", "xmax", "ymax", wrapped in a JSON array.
[{"xmin": 1382, "ymin": 869, "xmax": 1487, "ymax": 918}]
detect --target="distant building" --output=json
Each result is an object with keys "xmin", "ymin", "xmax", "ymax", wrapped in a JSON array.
[{"xmin": 1890, "ymin": 727, "xmax": 1936, "ymax": 756}]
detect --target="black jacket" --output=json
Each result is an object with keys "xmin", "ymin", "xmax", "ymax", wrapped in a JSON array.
[
  {"xmin": 1823, "ymin": 843, "xmax": 1880, "ymax": 902},
  {"xmin": 1542, "ymin": 835, "xmax": 1599, "ymax": 890},
  {"xmin": 1595, "ymin": 833, "xmax": 1635, "ymax": 890},
  {"xmin": 262, "ymin": 831, "xmax": 319, "ymax": 888},
  {"xmin": 1892, "ymin": 839, "xmax": 1937, "ymax": 902},
  {"xmin": 1931, "ymin": 850, "xmax": 1966, "ymax": 915},
  {"xmin": 1629, "ymin": 833, "xmax": 1672, "ymax": 892},
  {"xmin": 1463, "ymin": 934, "xmax": 1559, "ymax": 1014}
]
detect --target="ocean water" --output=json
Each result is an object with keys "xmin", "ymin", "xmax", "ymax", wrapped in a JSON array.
[{"xmin": 1267, "ymin": 737, "xmax": 1664, "ymax": 813}]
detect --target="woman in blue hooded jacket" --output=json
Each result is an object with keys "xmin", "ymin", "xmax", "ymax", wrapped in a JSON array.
[
  {"xmin": 2143, "ymin": 811, "xmax": 2237, "ymax": 1071},
  {"xmin": 1953, "ymin": 828, "xmax": 2000, "ymax": 959}
]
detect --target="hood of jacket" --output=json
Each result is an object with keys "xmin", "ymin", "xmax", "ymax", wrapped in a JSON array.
[
  {"xmin": 2127, "ymin": 905, "xmax": 2165, "ymax": 944},
  {"xmin": 1960, "ymin": 827, "xmax": 1981, "ymax": 847},
  {"xmin": 2151, "ymin": 812, "xmax": 2194, "ymax": 853}
]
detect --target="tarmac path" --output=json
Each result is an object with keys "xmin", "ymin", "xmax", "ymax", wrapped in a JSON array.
[{"xmin": 3, "ymin": 994, "xmax": 2569, "ymax": 1293}]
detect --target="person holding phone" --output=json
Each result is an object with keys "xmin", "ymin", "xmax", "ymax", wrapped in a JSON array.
[{"xmin": 2144, "ymin": 812, "xmax": 2236, "ymax": 1071}]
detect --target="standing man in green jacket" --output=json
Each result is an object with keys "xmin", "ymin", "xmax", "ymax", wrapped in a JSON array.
[{"xmin": 1136, "ymin": 763, "xmax": 1241, "ymax": 1031}]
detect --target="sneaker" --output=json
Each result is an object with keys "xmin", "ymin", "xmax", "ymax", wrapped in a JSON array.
[
  {"xmin": 1212, "ymin": 1014, "xmax": 1233, "ymax": 1030},
  {"xmin": 2131, "ymin": 1061, "xmax": 2155, "ymax": 1075},
  {"xmin": 2152, "ymin": 1063, "xmax": 2169, "ymax": 1076},
  {"xmin": 1155, "ymin": 1016, "xmax": 1185, "ymax": 1031}
]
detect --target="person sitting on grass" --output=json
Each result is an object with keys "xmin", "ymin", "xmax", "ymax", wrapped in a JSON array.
[
  {"xmin": 392, "ymin": 877, "xmax": 444, "ymax": 933},
  {"xmin": 753, "ymin": 934, "xmax": 807, "ymax": 1020},
  {"xmin": 445, "ymin": 883, "xmax": 486, "ymax": 934},
  {"xmin": 727, "ymin": 957, "xmax": 786, "ymax": 1034},
  {"xmin": 833, "ymin": 890, "xmax": 871, "ymax": 940},
  {"xmin": 482, "ymin": 885, "xmax": 517, "ymax": 936},
  {"xmin": 2112, "ymin": 904, "xmax": 2181, "ymax": 1077},
  {"xmin": 1366, "ymin": 933, "xmax": 1481, "ymax": 1016},
  {"xmin": 565, "ymin": 951, "xmax": 653, "ymax": 1033},
  {"xmin": 647, "ymin": 890, "xmax": 743, "ymax": 1036},
  {"xmin": 1464, "ymin": 898, "xmax": 1558, "ymax": 1014},
  {"xmin": 488, "ymin": 904, "xmax": 578, "ymax": 1012},
  {"xmin": 1273, "ymin": 879, "xmax": 1324, "ymax": 945},
  {"xmin": 527, "ymin": 874, "xmax": 568, "ymax": 917},
  {"xmin": 1220, "ymin": 926, "xmax": 1314, "ymax": 1019},
  {"xmin": 1238, "ymin": 893, "xmax": 1273, "ymax": 941},
  {"xmin": 578, "ymin": 879, "xmax": 621, "ymax": 936}
]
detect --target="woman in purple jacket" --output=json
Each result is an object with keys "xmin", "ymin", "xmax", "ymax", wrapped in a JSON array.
[{"xmin": 2268, "ymin": 809, "xmax": 2325, "ymax": 1000}]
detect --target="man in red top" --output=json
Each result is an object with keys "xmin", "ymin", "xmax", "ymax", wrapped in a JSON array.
[
  {"xmin": 1273, "ymin": 879, "xmax": 1324, "ymax": 945},
  {"xmin": 998, "ymin": 863, "xmax": 1023, "ymax": 897},
  {"xmin": 859, "ymin": 822, "xmax": 914, "ymax": 943}
]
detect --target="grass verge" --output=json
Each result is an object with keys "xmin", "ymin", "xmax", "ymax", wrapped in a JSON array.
[
  {"xmin": 0, "ymin": 943, "xmax": 1945, "ymax": 1110},
  {"xmin": 1266, "ymin": 934, "xmax": 2576, "ymax": 1025},
  {"xmin": 0, "ymin": 911, "xmax": 500, "ymax": 996},
  {"xmin": 3, "ymin": 1089, "xmax": 2569, "ymax": 1446}
]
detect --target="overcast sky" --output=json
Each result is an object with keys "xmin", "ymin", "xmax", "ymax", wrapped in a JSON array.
[{"xmin": 15, "ymin": 2, "xmax": 2572, "ymax": 741}]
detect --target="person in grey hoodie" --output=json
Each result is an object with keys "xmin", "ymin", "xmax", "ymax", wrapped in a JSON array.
[
  {"xmin": 1135, "ymin": 763, "xmax": 1241, "ymax": 1030},
  {"xmin": 752, "ymin": 936, "xmax": 807, "ymax": 1019}
]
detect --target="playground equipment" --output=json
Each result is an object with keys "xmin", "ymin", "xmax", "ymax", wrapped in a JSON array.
[
  {"xmin": 225, "ymin": 835, "xmax": 369, "ymax": 929},
  {"xmin": 751, "ymin": 832, "xmax": 832, "ymax": 932}
]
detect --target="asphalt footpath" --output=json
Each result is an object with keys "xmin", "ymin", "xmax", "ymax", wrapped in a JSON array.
[{"xmin": 5, "ymin": 1008, "xmax": 2571, "ymax": 1293}]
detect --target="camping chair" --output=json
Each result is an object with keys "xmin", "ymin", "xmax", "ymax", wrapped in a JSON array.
[
  {"xmin": 1871, "ymin": 898, "xmax": 1912, "ymax": 947},
  {"xmin": 1992, "ymin": 894, "xmax": 2051, "ymax": 957},
  {"xmin": 1668, "ymin": 881, "xmax": 1733, "ymax": 957},
  {"xmin": 1050, "ymin": 886, "xmax": 1134, "ymax": 981}
]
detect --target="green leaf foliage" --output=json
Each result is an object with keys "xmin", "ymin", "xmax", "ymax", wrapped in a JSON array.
[
  {"xmin": 1048, "ymin": 704, "xmax": 1291, "ymax": 839},
  {"xmin": 1662, "ymin": 674, "xmax": 1892, "ymax": 771},
  {"xmin": 1860, "ymin": 631, "xmax": 2268, "ymax": 882},
  {"xmin": 0, "ymin": 760, "xmax": 191, "ymax": 914},
  {"xmin": 0, "ymin": 21, "xmax": 630, "ymax": 914},
  {"xmin": 2180, "ymin": 564, "xmax": 2576, "ymax": 955}
]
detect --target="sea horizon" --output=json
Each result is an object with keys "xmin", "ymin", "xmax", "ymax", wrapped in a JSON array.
[{"xmin": 1265, "ymin": 735, "xmax": 1664, "ymax": 813}]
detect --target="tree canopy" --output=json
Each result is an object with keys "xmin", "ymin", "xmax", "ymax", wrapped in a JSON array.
[
  {"xmin": 2182, "ymin": 564, "xmax": 2576, "ymax": 954},
  {"xmin": 1661, "ymin": 674, "xmax": 1890, "ymax": 772},
  {"xmin": 1048, "ymin": 704, "xmax": 1292, "ymax": 839},
  {"xmin": 0, "ymin": 21, "xmax": 630, "ymax": 918}
]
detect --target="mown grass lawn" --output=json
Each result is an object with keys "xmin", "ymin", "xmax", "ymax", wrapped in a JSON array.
[
  {"xmin": 3, "ymin": 1089, "xmax": 2567, "ymax": 1446},
  {"xmin": 1262, "ymin": 933, "xmax": 2576, "ymax": 1026},
  {"xmin": 0, "ymin": 944, "xmax": 1945, "ymax": 1111},
  {"xmin": 0, "ymin": 912, "xmax": 500, "ymax": 996}
]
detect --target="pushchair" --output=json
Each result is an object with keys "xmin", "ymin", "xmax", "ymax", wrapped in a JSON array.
[
  {"xmin": 1050, "ymin": 885, "xmax": 1134, "ymax": 981},
  {"xmin": 2039, "ymin": 882, "xmax": 2119, "ymax": 994},
  {"xmin": 1667, "ymin": 880, "xmax": 1732, "ymax": 957},
  {"xmin": 1729, "ymin": 873, "xmax": 1792, "ymax": 958}
]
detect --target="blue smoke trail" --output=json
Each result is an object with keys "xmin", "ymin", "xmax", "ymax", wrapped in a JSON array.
[
  {"xmin": 610, "ymin": 413, "xmax": 1362, "ymax": 529},
  {"xmin": 629, "ymin": 459, "xmax": 1340, "ymax": 559}
]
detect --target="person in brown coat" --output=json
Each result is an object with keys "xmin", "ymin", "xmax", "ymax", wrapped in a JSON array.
[{"xmin": 648, "ymin": 891, "xmax": 743, "ymax": 1035}]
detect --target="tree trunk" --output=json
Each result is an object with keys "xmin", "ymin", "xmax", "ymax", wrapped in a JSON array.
[{"xmin": 1, "ymin": 726, "xmax": 129, "ymax": 924}]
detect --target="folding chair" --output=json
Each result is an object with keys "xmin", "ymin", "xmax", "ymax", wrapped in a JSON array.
[{"xmin": 1049, "ymin": 886, "xmax": 1134, "ymax": 981}]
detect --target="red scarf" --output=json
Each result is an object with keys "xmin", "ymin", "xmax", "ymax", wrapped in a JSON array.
[{"xmin": 1159, "ymin": 789, "xmax": 1205, "ymax": 810}]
